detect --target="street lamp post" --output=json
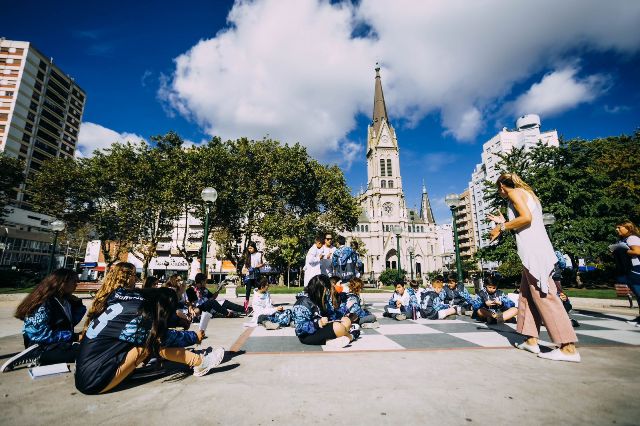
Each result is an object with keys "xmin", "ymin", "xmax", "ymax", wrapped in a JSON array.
[
  {"xmin": 392, "ymin": 225, "xmax": 402, "ymax": 282},
  {"xmin": 163, "ymin": 260, "xmax": 170, "ymax": 278},
  {"xmin": 542, "ymin": 213, "xmax": 556, "ymax": 241},
  {"xmin": 445, "ymin": 194, "xmax": 463, "ymax": 285},
  {"xmin": 200, "ymin": 187, "xmax": 218, "ymax": 278},
  {"xmin": 48, "ymin": 219, "xmax": 66, "ymax": 274},
  {"xmin": 408, "ymin": 246, "xmax": 414, "ymax": 281}
]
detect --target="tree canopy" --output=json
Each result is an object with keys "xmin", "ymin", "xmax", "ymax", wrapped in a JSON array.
[
  {"xmin": 28, "ymin": 133, "xmax": 360, "ymax": 276},
  {"xmin": 477, "ymin": 130, "xmax": 640, "ymax": 283}
]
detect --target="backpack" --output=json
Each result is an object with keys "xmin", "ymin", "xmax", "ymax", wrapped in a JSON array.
[{"xmin": 336, "ymin": 248, "xmax": 357, "ymax": 282}]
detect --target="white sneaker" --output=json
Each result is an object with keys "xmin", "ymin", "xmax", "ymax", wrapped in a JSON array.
[
  {"xmin": 324, "ymin": 336, "xmax": 351, "ymax": 349},
  {"xmin": 193, "ymin": 346, "xmax": 225, "ymax": 377},
  {"xmin": 263, "ymin": 320, "xmax": 280, "ymax": 330},
  {"xmin": 515, "ymin": 341, "xmax": 541, "ymax": 354},
  {"xmin": 361, "ymin": 321, "xmax": 380, "ymax": 329},
  {"xmin": 537, "ymin": 348, "xmax": 581, "ymax": 363}
]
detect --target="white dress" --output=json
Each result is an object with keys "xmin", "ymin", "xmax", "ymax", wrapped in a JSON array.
[
  {"xmin": 508, "ymin": 190, "xmax": 557, "ymax": 294},
  {"xmin": 303, "ymin": 245, "xmax": 322, "ymax": 287}
]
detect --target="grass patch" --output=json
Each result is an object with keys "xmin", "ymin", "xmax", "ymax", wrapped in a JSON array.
[{"xmin": 0, "ymin": 285, "xmax": 36, "ymax": 295}]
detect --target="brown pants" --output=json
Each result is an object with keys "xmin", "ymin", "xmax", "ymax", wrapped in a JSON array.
[
  {"xmin": 101, "ymin": 347, "xmax": 201, "ymax": 393},
  {"xmin": 517, "ymin": 268, "xmax": 577, "ymax": 345}
]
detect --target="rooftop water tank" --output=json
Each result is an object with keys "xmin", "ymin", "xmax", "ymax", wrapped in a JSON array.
[{"xmin": 516, "ymin": 114, "xmax": 541, "ymax": 130}]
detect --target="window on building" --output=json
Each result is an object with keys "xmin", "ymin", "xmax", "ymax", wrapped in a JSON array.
[
  {"xmin": 365, "ymin": 225, "xmax": 368, "ymax": 232},
  {"xmin": 381, "ymin": 180, "xmax": 386, "ymax": 188},
  {"xmin": 379, "ymin": 158, "xmax": 385, "ymax": 177},
  {"xmin": 386, "ymin": 159, "xmax": 392, "ymax": 176},
  {"xmin": 388, "ymin": 180, "xmax": 394, "ymax": 188}
]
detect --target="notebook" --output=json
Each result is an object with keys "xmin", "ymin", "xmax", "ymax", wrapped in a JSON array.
[{"xmin": 28, "ymin": 363, "xmax": 70, "ymax": 379}]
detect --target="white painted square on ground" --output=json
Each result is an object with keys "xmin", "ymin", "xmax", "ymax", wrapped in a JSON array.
[
  {"xmin": 410, "ymin": 318, "xmax": 467, "ymax": 325},
  {"xmin": 322, "ymin": 334, "xmax": 405, "ymax": 352},
  {"xmin": 576, "ymin": 330, "xmax": 640, "ymax": 345},
  {"xmin": 376, "ymin": 324, "xmax": 443, "ymax": 335},
  {"xmin": 251, "ymin": 326, "xmax": 297, "ymax": 337},
  {"xmin": 450, "ymin": 332, "xmax": 513, "ymax": 347},
  {"xmin": 579, "ymin": 320, "xmax": 639, "ymax": 331}
]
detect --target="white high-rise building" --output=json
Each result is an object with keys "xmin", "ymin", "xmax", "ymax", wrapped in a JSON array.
[
  {"xmin": 0, "ymin": 39, "xmax": 86, "ymax": 270},
  {"xmin": 469, "ymin": 114, "xmax": 559, "ymax": 249},
  {"xmin": 1, "ymin": 39, "xmax": 86, "ymax": 206},
  {"xmin": 345, "ymin": 66, "xmax": 442, "ymax": 279}
]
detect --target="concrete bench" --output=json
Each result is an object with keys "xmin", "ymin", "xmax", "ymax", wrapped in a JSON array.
[{"xmin": 615, "ymin": 284, "xmax": 634, "ymax": 308}]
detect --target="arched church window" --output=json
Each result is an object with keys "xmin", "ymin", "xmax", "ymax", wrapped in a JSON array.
[
  {"xmin": 386, "ymin": 159, "xmax": 392, "ymax": 176},
  {"xmin": 365, "ymin": 225, "xmax": 369, "ymax": 232},
  {"xmin": 381, "ymin": 180, "xmax": 386, "ymax": 188},
  {"xmin": 380, "ymin": 159, "xmax": 386, "ymax": 177},
  {"xmin": 388, "ymin": 180, "xmax": 394, "ymax": 188}
]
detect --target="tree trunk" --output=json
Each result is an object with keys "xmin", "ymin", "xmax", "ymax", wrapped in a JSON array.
[{"xmin": 287, "ymin": 263, "xmax": 290, "ymax": 288}]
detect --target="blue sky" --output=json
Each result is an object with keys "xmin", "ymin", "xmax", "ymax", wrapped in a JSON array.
[{"xmin": 4, "ymin": 0, "xmax": 639, "ymax": 223}]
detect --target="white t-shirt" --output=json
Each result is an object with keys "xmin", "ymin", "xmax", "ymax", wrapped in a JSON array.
[
  {"xmin": 250, "ymin": 252, "xmax": 263, "ymax": 268},
  {"xmin": 627, "ymin": 235, "xmax": 640, "ymax": 266}
]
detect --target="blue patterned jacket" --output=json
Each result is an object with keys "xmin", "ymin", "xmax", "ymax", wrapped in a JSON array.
[
  {"xmin": 340, "ymin": 293, "xmax": 370, "ymax": 319},
  {"xmin": 23, "ymin": 297, "xmax": 86, "ymax": 346},
  {"xmin": 292, "ymin": 295, "xmax": 324, "ymax": 338},
  {"xmin": 474, "ymin": 288, "xmax": 515, "ymax": 312},
  {"xmin": 419, "ymin": 290, "xmax": 450, "ymax": 319},
  {"xmin": 441, "ymin": 284, "xmax": 475, "ymax": 307},
  {"xmin": 387, "ymin": 288, "xmax": 419, "ymax": 313}
]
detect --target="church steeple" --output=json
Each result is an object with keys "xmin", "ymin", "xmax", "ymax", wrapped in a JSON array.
[
  {"xmin": 420, "ymin": 179, "xmax": 436, "ymax": 224},
  {"xmin": 372, "ymin": 63, "xmax": 389, "ymax": 135}
]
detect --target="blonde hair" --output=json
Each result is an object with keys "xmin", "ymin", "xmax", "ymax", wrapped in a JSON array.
[
  {"xmin": 432, "ymin": 280, "xmax": 444, "ymax": 289},
  {"xmin": 617, "ymin": 220, "xmax": 639, "ymax": 237},
  {"xmin": 349, "ymin": 277, "xmax": 364, "ymax": 294},
  {"xmin": 164, "ymin": 274, "xmax": 185, "ymax": 296},
  {"xmin": 84, "ymin": 262, "xmax": 136, "ymax": 330},
  {"xmin": 496, "ymin": 173, "xmax": 538, "ymax": 201}
]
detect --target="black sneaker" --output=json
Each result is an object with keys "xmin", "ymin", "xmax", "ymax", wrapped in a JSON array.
[
  {"xmin": 1, "ymin": 344, "xmax": 44, "ymax": 372},
  {"xmin": 571, "ymin": 319, "xmax": 580, "ymax": 328}
]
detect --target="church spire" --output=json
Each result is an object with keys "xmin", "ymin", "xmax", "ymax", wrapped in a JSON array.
[
  {"xmin": 372, "ymin": 63, "xmax": 389, "ymax": 135},
  {"xmin": 420, "ymin": 179, "xmax": 436, "ymax": 224}
]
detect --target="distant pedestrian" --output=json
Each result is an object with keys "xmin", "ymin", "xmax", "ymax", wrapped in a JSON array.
[
  {"xmin": 303, "ymin": 233, "xmax": 324, "ymax": 287},
  {"xmin": 489, "ymin": 173, "xmax": 579, "ymax": 362},
  {"xmin": 613, "ymin": 221, "xmax": 640, "ymax": 324},
  {"xmin": 242, "ymin": 241, "xmax": 264, "ymax": 312},
  {"xmin": 143, "ymin": 276, "xmax": 160, "ymax": 289}
]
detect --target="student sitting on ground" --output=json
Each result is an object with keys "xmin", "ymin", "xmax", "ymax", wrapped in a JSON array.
[
  {"xmin": 474, "ymin": 276, "xmax": 518, "ymax": 324},
  {"xmin": 252, "ymin": 278, "xmax": 292, "ymax": 330},
  {"xmin": 341, "ymin": 277, "xmax": 379, "ymax": 328},
  {"xmin": 292, "ymin": 275, "xmax": 354, "ymax": 348},
  {"xmin": 384, "ymin": 281, "xmax": 419, "ymax": 321},
  {"xmin": 75, "ymin": 286, "xmax": 224, "ymax": 394},
  {"xmin": 186, "ymin": 273, "xmax": 245, "ymax": 318},
  {"xmin": 409, "ymin": 280, "xmax": 425, "ymax": 305},
  {"xmin": 441, "ymin": 272, "xmax": 475, "ymax": 315},
  {"xmin": 2, "ymin": 269, "xmax": 87, "ymax": 372},
  {"xmin": 163, "ymin": 274, "xmax": 193, "ymax": 329},
  {"xmin": 418, "ymin": 277, "xmax": 458, "ymax": 320},
  {"xmin": 327, "ymin": 275, "xmax": 348, "ymax": 320}
]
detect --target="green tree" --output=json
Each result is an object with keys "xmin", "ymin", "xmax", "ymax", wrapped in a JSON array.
[
  {"xmin": 0, "ymin": 153, "xmax": 24, "ymax": 223},
  {"xmin": 379, "ymin": 268, "xmax": 406, "ymax": 286}
]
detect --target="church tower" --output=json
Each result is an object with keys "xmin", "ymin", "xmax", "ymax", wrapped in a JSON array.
[
  {"xmin": 420, "ymin": 181, "xmax": 435, "ymax": 224},
  {"xmin": 364, "ymin": 64, "xmax": 406, "ymax": 221}
]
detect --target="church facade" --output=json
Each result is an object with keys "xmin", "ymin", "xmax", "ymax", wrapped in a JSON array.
[{"xmin": 345, "ymin": 66, "xmax": 442, "ymax": 280}]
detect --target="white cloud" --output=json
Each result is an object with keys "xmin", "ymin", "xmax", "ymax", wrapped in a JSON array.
[
  {"xmin": 77, "ymin": 122, "xmax": 146, "ymax": 157},
  {"xmin": 509, "ymin": 67, "xmax": 609, "ymax": 117},
  {"xmin": 160, "ymin": 0, "xmax": 640, "ymax": 156}
]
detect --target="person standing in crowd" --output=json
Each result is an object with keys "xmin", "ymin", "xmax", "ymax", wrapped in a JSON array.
[
  {"xmin": 242, "ymin": 241, "xmax": 265, "ymax": 312},
  {"xmin": 613, "ymin": 221, "xmax": 640, "ymax": 325},
  {"xmin": 303, "ymin": 234, "xmax": 324, "ymax": 287},
  {"xmin": 319, "ymin": 233, "xmax": 335, "ymax": 276},
  {"xmin": 332, "ymin": 236, "xmax": 359, "ymax": 287},
  {"xmin": 2, "ymin": 269, "xmax": 86, "ymax": 372},
  {"xmin": 488, "ymin": 173, "xmax": 579, "ymax": 362}
]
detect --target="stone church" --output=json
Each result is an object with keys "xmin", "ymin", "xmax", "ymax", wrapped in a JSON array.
[{"xmin": 345, "ymin": 66, "xmax": 442, "ymax": 280}]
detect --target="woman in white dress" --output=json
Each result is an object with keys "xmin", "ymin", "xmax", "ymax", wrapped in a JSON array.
[
  {"xmin": 488, "ymin": 173, "xmax": 579, "ymax": 362},
  {"xmin": 303, "ymin": 234, "xmax": 324, "ymax": 287}
]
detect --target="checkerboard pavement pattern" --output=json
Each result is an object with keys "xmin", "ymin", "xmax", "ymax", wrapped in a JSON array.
[{"xmin": 237, "ymin": 302, "xmax": 640, "ymax": 353}]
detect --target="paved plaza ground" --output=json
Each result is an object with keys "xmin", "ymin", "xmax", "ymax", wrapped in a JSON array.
[{"xmin": 0, "ymin": 292, "xmax": 639, "ymax": 425}]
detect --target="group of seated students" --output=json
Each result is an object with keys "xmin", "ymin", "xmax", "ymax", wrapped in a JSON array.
[{"xmin": 1, "ymin": 263, "xmax": 226, "ymax": 395}]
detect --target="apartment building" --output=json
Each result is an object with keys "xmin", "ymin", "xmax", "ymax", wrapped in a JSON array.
[{"xmin": 0, "ymin": 39, "xmax": 85, "ymax": 270}]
